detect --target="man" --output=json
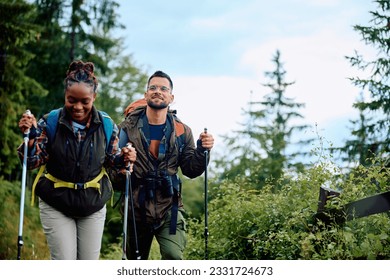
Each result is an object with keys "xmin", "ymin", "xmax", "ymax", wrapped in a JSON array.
[{"xmin": 117, "ymin": 70, "xmax": 214, "ymax": 260}]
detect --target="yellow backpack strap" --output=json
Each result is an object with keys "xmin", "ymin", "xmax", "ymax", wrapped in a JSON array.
[
  {"xmin": 32, "ymin": 167, "xmax": 114, "ymax": 207},
  {"xmin": 87, "ymin": 168, "xmax": 114, "ymax": 206},
  {"xmin": 44, "ymin": 168, "xmax": 113, "ymax": 205},
  {"xmin": 31, "ymin": 164, "xmax": 46, "ymax": 206},
  {"xmin": 45, "ymin": 168, "xmax": 107, "ymax": 192},
  {"xmin": 85, "ymin": 167, "xmax": 108, "ymax": 189}
]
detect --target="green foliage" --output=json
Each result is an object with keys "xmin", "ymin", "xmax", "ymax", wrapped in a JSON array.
[
  {"xmin": 101, "ymin": 192, "xmax": 123, "ymax": 254},
  {"xmin": 0, "ymin": 0, "xmax": 47, "ymax": 177},
  {"xmin": 0, "ymin": 179, "xmax": 49, "ymax": 260},
  {"xmin": 95, "ymin": 52, "xmax": 148, "ymax": 124},
  {"xmin": 181, "ymin": 173, "xmax": 206, "ymax": 220},
  {"xmin": 24, "ymin": 0, "xmax": 138, "ymax": 119},
  {"xmin": 2, "ymin": 158, "xmax": 388, "ymax": 260},
  {"xmin": 100, "ymin": 239, "xmax": 161, "ymax": 260},
  {"xmin": 185, "ymin": 157, "xmax": 390, "ymax": 260}
]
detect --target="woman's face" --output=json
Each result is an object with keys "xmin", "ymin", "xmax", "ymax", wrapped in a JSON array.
[{"xmin": 64, "ymin": 83, "xmax": 96, "ymax": 123}]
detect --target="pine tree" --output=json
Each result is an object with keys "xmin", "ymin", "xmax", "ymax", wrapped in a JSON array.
[
  {"xmin": 217, "ymin": 50, "xmax": 313, "ymax": 189},
  {"xmin": 341, "ymin": 93, "xmax": 377, "ymax": 166},
  {"xmin": 343, "ymin": 0, "xmax": 389, "ymax": 165},
  {"xmin": 0, "ymin": 0, "xmax": 46, "ymax": 178}
]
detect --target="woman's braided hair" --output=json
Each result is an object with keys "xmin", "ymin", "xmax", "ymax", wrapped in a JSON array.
[{"xmin": 64, "ymin": 60, "xmax": 98, "ymax": 93}]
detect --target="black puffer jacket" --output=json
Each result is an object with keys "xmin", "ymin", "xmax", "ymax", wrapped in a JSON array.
[{"xmin": 35, "ymin": 107, "xmax": 116, "ymax": 217}]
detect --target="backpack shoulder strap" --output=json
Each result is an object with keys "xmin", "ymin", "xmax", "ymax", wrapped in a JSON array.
[
  {"xmin": 172, "ymin": 115, "xmax": 186, "ymax": 153},
  {"xmin": 45, "ymin": 108, "xmax": 61, "ymax": 144},
  {"xmin": 98, "ymin": 111, "xmax": 115, "ymax": 150},
  {"xmin": 46, "ymin": 108, "xmax": 114, "ymax": 151}
]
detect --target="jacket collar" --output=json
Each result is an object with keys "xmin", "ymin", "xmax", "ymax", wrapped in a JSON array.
[{"xmin": 59, "ymin": 106, "xmax": 99, "ymax": 130}]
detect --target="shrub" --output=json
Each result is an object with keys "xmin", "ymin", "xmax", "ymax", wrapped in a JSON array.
[
  {"xmin": 185, "ymin": 158, "xmax": 390, "ymax": 259},
  {"xmin": 0, "ymin": 179, "xmax": 49, "ymax": 260}
]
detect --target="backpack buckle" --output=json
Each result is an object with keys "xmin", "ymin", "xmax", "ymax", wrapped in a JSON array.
[{"xmin": 75, "ymin": 183, "xmax": 85, "ymax": 190}]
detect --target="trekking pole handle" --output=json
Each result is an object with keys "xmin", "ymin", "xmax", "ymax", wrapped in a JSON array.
[
  {"xmin": 24, "ymin": 110, "xmax": 31, "ymax": 136},
  {"xmin": 125, "ymin": 143, "xmax": 132, "ymax": 170},
  {"xmin": 204, "ymin": 128, "xmax": 209, "ymax": 154}
]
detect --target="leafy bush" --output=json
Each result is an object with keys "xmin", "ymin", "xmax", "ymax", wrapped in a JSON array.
[
  {"xmin": 0, "ymin": 179, "xmax": 49, "ymax": 260},
  {"xmin": 185, "ymin": 158, "xmax": 390, "ymax": 259},
  {"xmin": 2, "ymin": 157, "xmax": 388, "ymax": 260}
]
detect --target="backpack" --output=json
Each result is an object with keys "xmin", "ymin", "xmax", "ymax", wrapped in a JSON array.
[
  {"xmin": 46, "ymin": 108, "xmax": 114, "ymax": 150},
  {"xmin": 123, "ymin": 99, "xmax": 186, "ymax": 153}
]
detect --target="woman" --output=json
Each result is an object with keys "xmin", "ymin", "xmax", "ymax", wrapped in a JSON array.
[{"xmin": 17, "ymin": 60, "xmax": 136, "ymax": 260}]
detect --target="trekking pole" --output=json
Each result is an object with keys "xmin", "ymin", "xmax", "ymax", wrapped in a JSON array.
[
  {"xmin": 122, "ymin": 143, "xmax": 140, "ymax": 260},
  {"xmin": 122, "ymin": 143, "xmax": 130, "ymax": 260},
  {"xmin": 17, "ymin": 109, "xmax": 31, "ymax": 260},
  {"xmin": 203, "ymin": 128, "xmax": 209, "ymax": 260}
]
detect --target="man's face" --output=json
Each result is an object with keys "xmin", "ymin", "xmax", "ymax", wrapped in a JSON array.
[{"xmin": 145, "ymin": 77, "xmax": 174, "ymax": 110}]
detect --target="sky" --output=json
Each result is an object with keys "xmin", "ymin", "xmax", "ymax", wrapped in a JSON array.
[{"xmin": 116, "ymin": 0, "xmax": 376, "ymax": 157}]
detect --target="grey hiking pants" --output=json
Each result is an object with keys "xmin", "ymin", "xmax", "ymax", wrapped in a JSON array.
[{"xmin": 39, "ymin": 199, "xmax": 106, "ymax": 260}]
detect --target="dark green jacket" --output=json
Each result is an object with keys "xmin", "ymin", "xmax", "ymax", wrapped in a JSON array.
[{"xmin": 119, "ymin": 105, "xmax": 209, "ymax": 226}]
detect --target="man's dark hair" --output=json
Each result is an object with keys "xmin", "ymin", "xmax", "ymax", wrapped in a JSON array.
[{"xmin": 148, "ymin": 70, "xmax": 173, "ymax": 90}]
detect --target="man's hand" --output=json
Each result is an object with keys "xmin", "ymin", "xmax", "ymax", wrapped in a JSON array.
[{"xmin": 199, "ymin": 129, "xmax": 214, "ymax": 150}]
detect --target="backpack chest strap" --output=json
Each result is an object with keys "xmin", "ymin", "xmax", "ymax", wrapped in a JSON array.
[
  {"xmin": 45, "ymin": 168, "xmax": 107, "ymax": 191},
  {"xmin": 31, "ymin": 166, "xmax": 108, "ymax": 205}
]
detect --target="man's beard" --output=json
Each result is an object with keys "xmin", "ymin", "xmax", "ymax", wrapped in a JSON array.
[{"xmin": 147, "ymin": 99, "xmax": 169, "ymax": 110}]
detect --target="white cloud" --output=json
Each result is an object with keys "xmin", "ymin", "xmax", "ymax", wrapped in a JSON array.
[
  {"xmin": 170, "ymin": 75, "xmax": 259, "ymax": 144},
  {"xmin": 293, "ymin": 0, "xmax": 340, "ymax": 7},
  {"xmin": 239, "ymin": 29, "xmax": 375, "ymax": 126},
  {"xmin": 190, "ymin": 16, "xmax": 247, "ymax": 31}
]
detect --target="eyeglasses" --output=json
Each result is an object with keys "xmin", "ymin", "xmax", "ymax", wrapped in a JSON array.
[{"xmin": 147, "ymin": 85, "xmax": 171, "ymax": 93}]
